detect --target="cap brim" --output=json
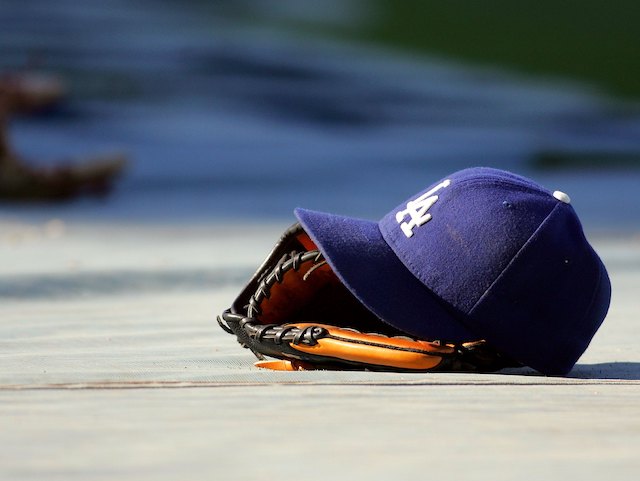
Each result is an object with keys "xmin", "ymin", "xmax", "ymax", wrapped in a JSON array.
[{"xmin": 295, "ymin": 208, "xmax": 477, "ymax": 342}]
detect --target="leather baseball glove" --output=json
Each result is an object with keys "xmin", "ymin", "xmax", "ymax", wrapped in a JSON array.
[{"xmin": 217, "ymin": 223, "xmax": 519, "ymax": 372}]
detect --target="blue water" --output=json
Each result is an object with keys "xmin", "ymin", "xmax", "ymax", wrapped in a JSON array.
[{"xmin": 1, "ymin": 0, "xmax": 639, "ymax": 231}]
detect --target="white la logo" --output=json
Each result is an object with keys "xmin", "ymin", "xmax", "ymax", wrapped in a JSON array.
[{"xmin": 395, "ymin": 179, "xmax": 451, "ymax": 238}]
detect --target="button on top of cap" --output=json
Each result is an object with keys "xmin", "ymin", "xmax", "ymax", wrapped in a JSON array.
[{"xmin": 553, "ymin": 190, "xmax": 571, "ymax": 204}]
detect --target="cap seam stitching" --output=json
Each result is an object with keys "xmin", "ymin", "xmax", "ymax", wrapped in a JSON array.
[
  {"xmin": 439, "ymin": 173, "xmax": 550, "ymax": 194},
  {"xmin": 468, "ymin": 202, "xmax": 562, "ymax": 315}
]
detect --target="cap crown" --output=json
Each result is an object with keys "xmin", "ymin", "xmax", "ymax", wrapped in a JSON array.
[{"xmin": 379, "ymin": 167, "xmax": 610, "ymax": 375}]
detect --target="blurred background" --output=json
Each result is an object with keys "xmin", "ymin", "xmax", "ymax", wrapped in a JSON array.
[{"xmin": 1, "ymin": 0, "xmax": 639, "ymax": 231}]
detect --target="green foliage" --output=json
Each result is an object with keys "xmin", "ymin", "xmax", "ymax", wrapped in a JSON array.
[{"xmin": 344, "ymin": 0, "xmax": 640, "ymax": 99}]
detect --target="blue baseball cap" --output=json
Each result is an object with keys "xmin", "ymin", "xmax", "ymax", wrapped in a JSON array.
[{"xmin": 295, "ymin": 167, "xmax": 611, "ymax": 376}]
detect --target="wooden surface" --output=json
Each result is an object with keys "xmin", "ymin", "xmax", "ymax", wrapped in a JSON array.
[{"xmin": 1, "ymin": 222, "xmax": 639, "ymax": 480}]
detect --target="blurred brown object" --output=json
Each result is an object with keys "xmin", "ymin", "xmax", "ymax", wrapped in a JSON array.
[
  {"xmin": 0, "ymin": 72, "xmax": 66, "ymax": 114},
  {"xmin": 0, "ymin": 72, "xmax": 127, "ymax": 202},
  {"xmin": 0, "ymin": 152, "xmax": 127, "ymax": 201}
]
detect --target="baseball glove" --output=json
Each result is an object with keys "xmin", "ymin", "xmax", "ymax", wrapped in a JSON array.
[{"xmin": 217, "ymin": 223, "xmax": 519, "ymax": 372}]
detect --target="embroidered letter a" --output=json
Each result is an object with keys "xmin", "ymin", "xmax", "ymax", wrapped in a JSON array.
[{"xmin": 395, "ymin": 179, "xmax": 450, "ymax": 238}]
